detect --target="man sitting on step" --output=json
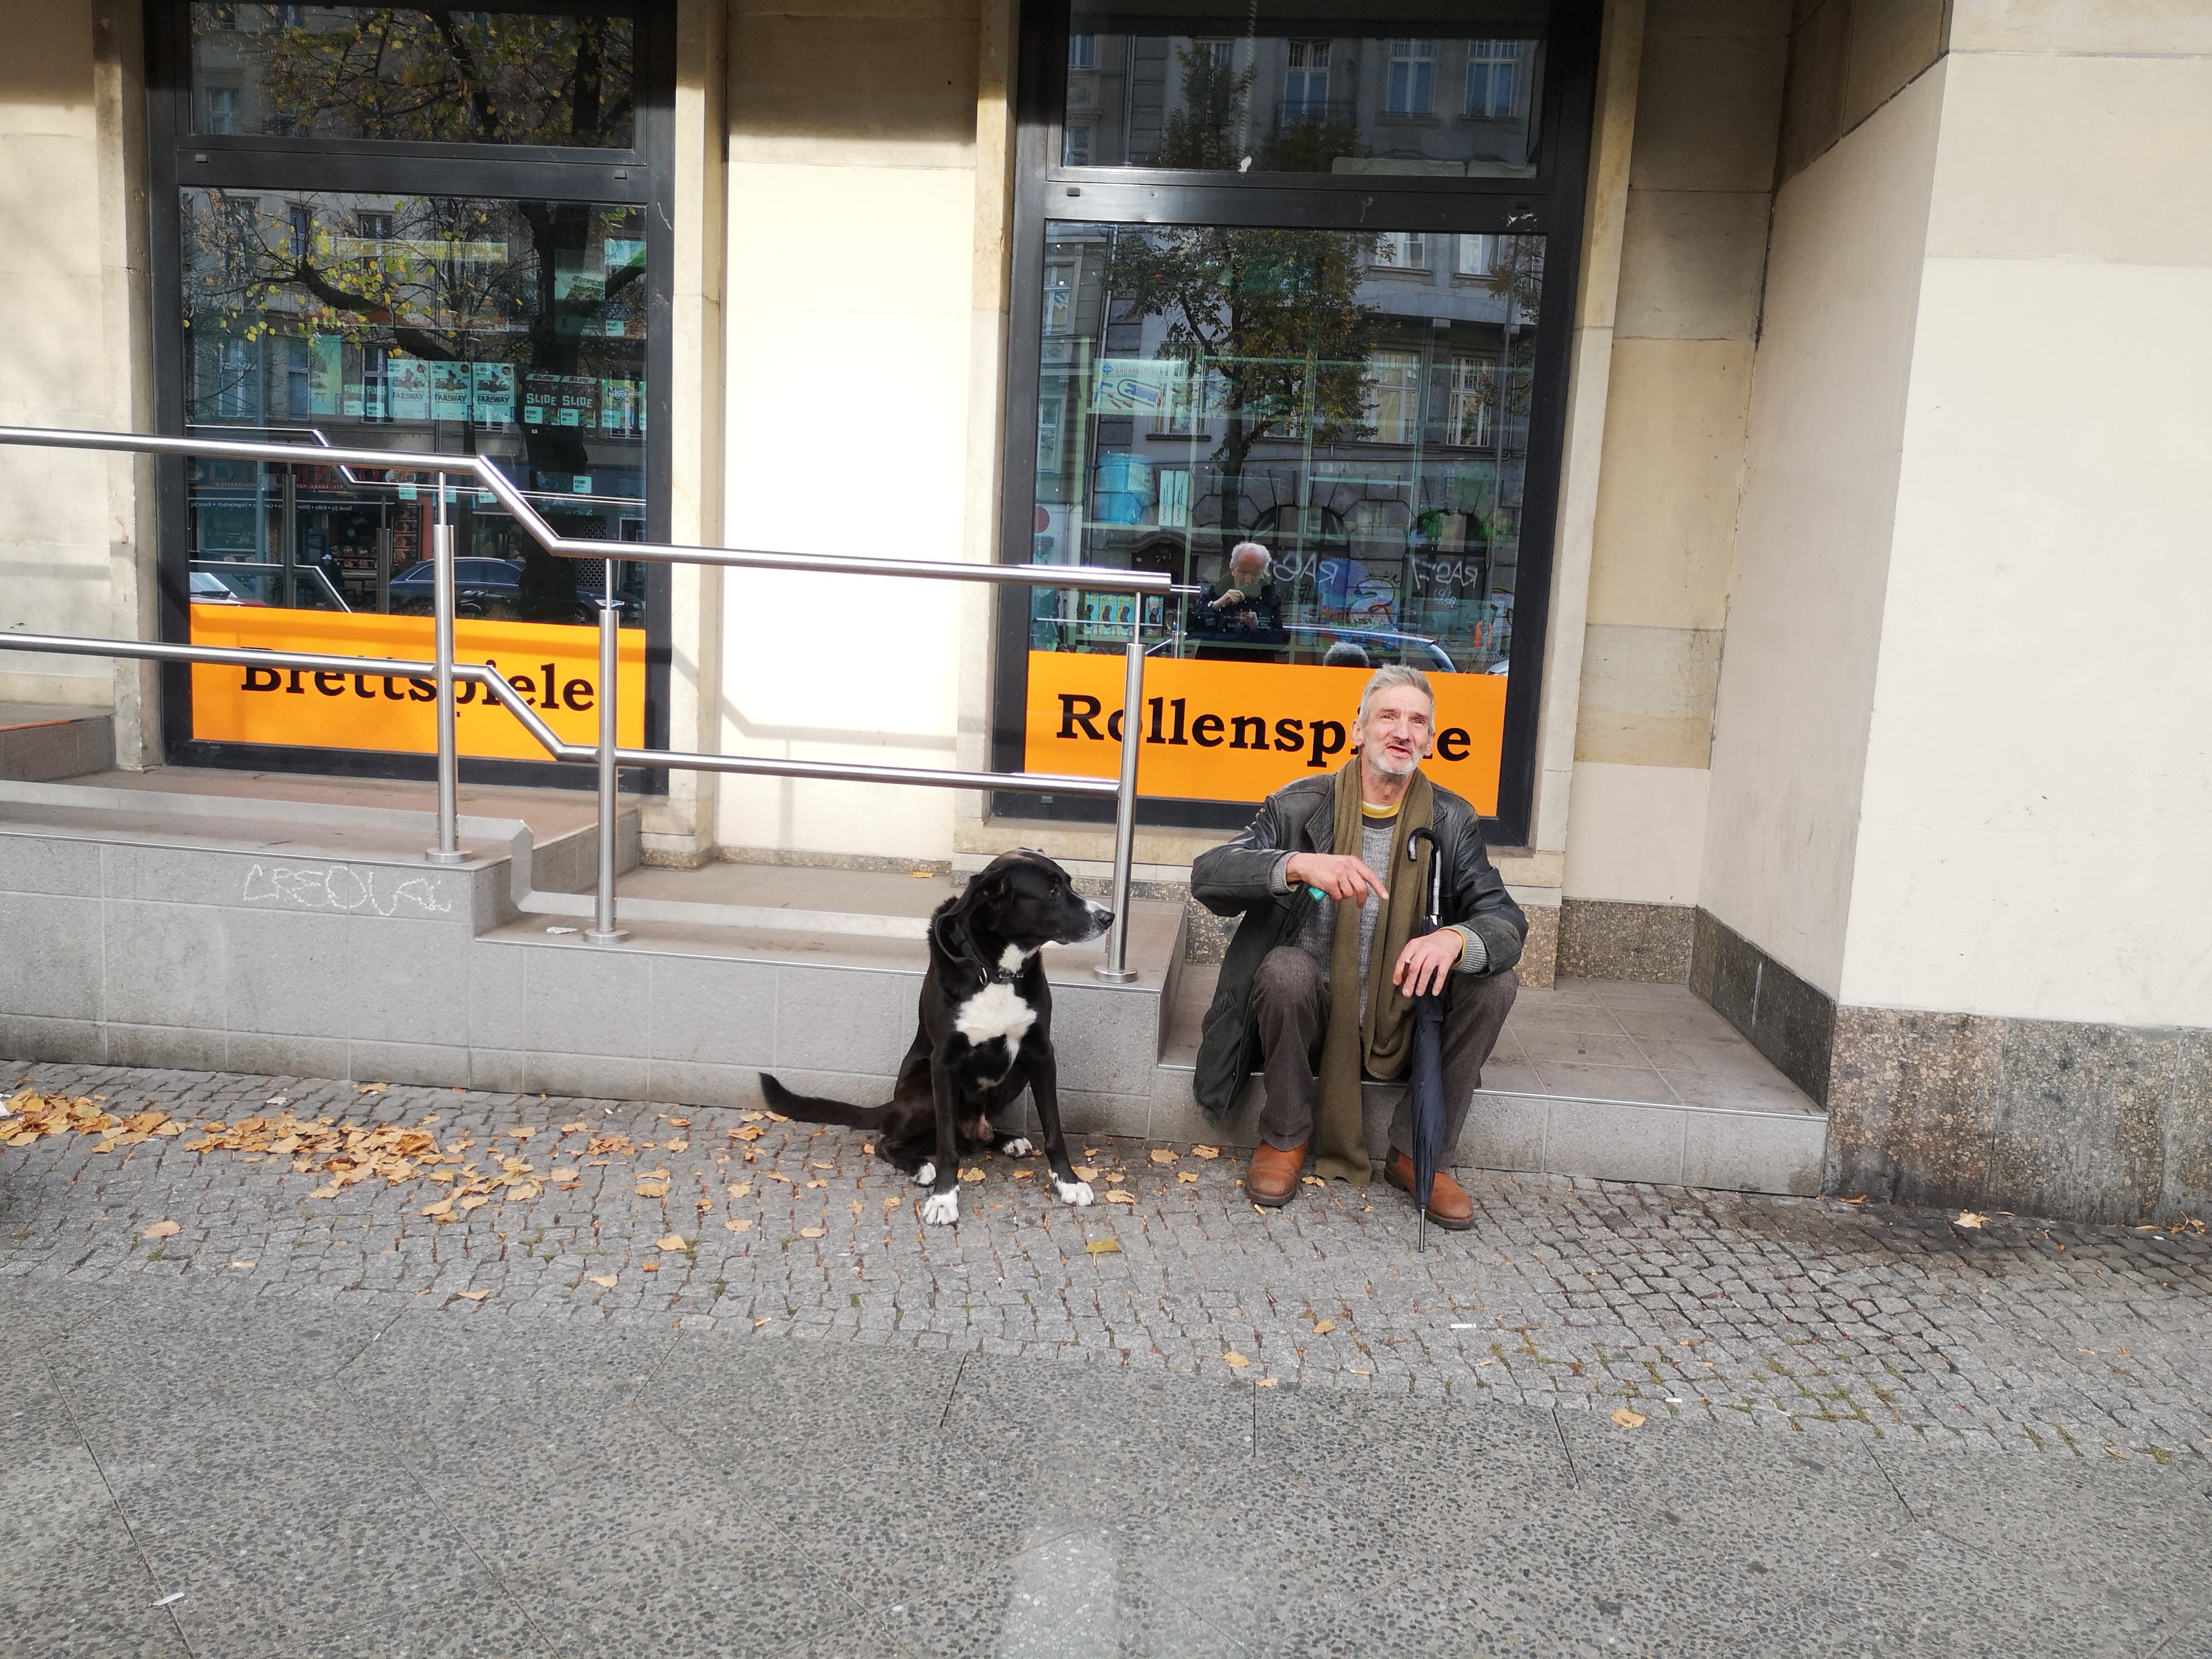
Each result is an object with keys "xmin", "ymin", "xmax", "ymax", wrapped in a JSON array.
[{"xmin": 1188, "ymin": 665, "xmax": 1526, "ymax": 1229}]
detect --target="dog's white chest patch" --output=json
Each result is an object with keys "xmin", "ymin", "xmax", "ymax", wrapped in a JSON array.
[{"xmin": 954, "ymin": 955, "xmax": 1036, "ymax": 1052}]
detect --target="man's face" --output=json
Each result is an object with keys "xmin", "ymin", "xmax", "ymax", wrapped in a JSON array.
[
  {"xmin": 1357, "ymin": 685, "xmax": 1434, "ymax": 779},
  {"xmin": 1230, "ymin": 552, "xmax": 1266, "ymax": 584}
]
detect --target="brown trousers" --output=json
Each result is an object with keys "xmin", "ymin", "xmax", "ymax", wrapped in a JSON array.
[{"xmin": 1251, "ymin": 945, "xmax": 1519, "ymax": 1157}]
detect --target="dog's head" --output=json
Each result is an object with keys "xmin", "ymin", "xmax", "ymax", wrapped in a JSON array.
[{"xmin": 953, "ymin": 850, "xmax": 1112, "ymax": 952}]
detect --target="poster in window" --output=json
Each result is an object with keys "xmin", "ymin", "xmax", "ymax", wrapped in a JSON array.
[
  {"xmin": 430, "ymin": 361, "xmax": 472, "ymax": 422},
  {"xmin": 387, "ymin": 356, "xmax": 430, "ymax": 421},
  {"xmin": 472, "ymin": 362, "xmax": 515, "ymax": 426}
]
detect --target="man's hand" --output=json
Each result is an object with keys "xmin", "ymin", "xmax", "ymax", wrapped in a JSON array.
[
  {"xmin": 1284, "ymin": 851, "xmax": 1389, "ymax": 905},
  {"xmin": 1392, "ymin": 930, "xmax": 1464, "ymax": 998},
  {"xmin": 1210, "ymin": 589, "xmax": 1246, "ymax": 609}
]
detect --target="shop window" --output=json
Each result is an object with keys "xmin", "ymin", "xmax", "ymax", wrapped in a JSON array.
[
  {"xmin": 1006, "ymin": 0, "xmax": 1587, "ymax": 840},
  {"xmin": 187, "ymin": 4, "xmax": 636, "ymax": 147},
  {"xmin": 1386, "ymin": 41, "xmax": 1436, "ymax": 116},
  {"xmin": 152, "ymin": 1, "xmax": 666, "ymax": 777}
]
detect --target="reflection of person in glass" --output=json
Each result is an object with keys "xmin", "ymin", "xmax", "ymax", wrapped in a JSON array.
[
  {"xmin": 1187, "ymin": 666, "xmax": 1526, "ymax": 1229},
  {"xmin": 1190, "ymin": 540, "xmax": 1289, "ymax": 661}
]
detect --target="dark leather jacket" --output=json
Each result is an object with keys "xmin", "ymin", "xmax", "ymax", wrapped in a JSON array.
[{"xmin": 1186, "ymin": 773, "xmax": 1526, "ymax": 1120}]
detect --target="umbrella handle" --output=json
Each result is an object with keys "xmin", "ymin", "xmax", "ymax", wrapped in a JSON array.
[{"xmin": 1405, "ymin": 827, "xmax": 1442, "ymax": 928}]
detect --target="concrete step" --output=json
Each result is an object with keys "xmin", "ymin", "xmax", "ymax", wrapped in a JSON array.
[
  {"xmin": 0, "ymin": 704, "xmax": 112, "ymax": 781},
  {"xmin": 1137, "ymin": 965, "xmax": 1825, "ymax": 1198}
]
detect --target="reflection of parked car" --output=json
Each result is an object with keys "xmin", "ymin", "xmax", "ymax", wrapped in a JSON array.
[
  {"xmin": 1283, "ymin": 624, "xmax": 1457, "ymax": 674},
  {"xmin": 189, "ymin": 571, "xmax": 264, "ymax": 606},
  {"xmin": 389, "ymin": 557, "xmax": 525, "ymax": 618}
]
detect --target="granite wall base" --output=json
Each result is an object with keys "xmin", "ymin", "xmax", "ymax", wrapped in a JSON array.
[{"xmin": 1559, "ymin": 899, "xmax": 1696, "ymax": 982}]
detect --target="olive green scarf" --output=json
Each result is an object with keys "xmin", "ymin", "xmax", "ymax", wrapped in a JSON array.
[{"xmin": 1312, "ymin": 759, "xmax": 1435, "ymax": 1186}]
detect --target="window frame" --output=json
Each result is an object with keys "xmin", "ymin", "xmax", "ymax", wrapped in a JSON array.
[
  {"xmin": 143, "ymin": 0, "xmax": 676, "ymax": 791},
  {"xmin": 989, "ymin": 0, "xmax": 1600, "ymax": 846}
]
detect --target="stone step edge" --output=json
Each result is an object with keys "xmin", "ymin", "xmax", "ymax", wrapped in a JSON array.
[{"xmin": 1151, "ymin": 1059, "xmax": 1823, "ymax": 1122}]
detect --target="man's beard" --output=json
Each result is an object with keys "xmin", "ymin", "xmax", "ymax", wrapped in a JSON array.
[{"xmin": 1364, "ymin": 746, "xmax": 1419, "ymax": 780}]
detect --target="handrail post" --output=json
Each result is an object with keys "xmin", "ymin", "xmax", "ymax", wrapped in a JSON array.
[
  {"xmin": 424, "ymin": 481, "xmax": 465, "ymax": 867},
  {"xmin": 584, "ymin": 567, "xmax": 625, "ymax": 944},
  {"xmin": 1094, "ymin": 637, "xmax": 1144, "ymax": 984}
]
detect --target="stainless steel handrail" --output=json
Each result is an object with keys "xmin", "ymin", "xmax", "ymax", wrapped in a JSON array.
[{"xmin": 2, "ymin": 425, "xmax": 1156, "ymax": 979}]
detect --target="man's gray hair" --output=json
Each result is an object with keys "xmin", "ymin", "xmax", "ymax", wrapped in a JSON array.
[
  {"xmin": 1228, "ymin": 541, "xmax": 1270, "ymax": 573},
  {"xmin": 1356, "ymin": 662, "xmax": 1435, "ymax": 723}
]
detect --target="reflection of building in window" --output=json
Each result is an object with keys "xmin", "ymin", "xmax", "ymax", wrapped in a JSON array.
[
  {"xmin": 1069, "ymin": 32, "xmax": 1095, "ymax": 70},
  {"xmin": 1064, "ymin": 123, "xmax": 1093, "ymax": 165},
  {"xmin": 355, "ymin": 210, "xmax": 394, "ymax": 240},
  {"xmin": 1153, "ymin": 365, "xmax": 1220, "ymax": 437},
  {"xmin": 1037, "ymin": 393, "xmax": 1064, "ymax": 473},
  {"xmin": 1044, "ymin": 263, "xmax": 1075, "ymax": 333},
  {"xmin": 1449, "ymin": 359, "xmax": 1494, "ymax": 446},
  {"xmin": 1386, "ymin": 41, "xmax": 1435, "ymax": 115},
  {"xmin": 1456, "ymin": 234, "xmax": 1495, "ymax": 276},
  {"xmin": 1466, "ymin": 40, "xmax": 1520, "ymax": 118},
  {"xmin": 203, "ymin": 85, "xmax": 240, "ymax": 133},
  {"xmin": 1375, "ymin": 232, "xmax": 1427, "ymax": 270},
  {"xmin": 1194, "ymin": 38, "xmax": 1235, "ymax": 70},
  {"xmin": 288, "ymin": 202, "xmax": 314, "ymax": 260},
  {"xmin": 1283, "ymin": 40, "xmax": 1330, "ymax": 117},
  {"xmin": 1368, "ymin": 348, "xmax": 1421, "ymax": 443}
]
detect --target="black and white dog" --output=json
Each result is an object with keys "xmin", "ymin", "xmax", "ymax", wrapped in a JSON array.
[{"xmin": 758, "ymin": 850, "xmax": 1112, "ymax": 1227}]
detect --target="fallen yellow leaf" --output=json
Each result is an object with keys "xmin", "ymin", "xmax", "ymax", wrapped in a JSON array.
[
  {"xmin": 1149, "ymin": 1149, "xmax": 1178, "ymax": 1165},
  {"xmin": 230, "ymin": 1260, "xmax": 255, "ymax": 1268},
  {"xmin": 455, "ymin": 1289, "xmax": 491, "ymax": 1302},
  {"xmin": 959, "ymin": 1167, "xmax": 985, "ymax": 1182},
  {"xmin": 1177, "ymin": 1172, "xmax": 1199, "ymax": 1183},
  {"xmin": 1956, "ymin": 1211, "xmax": 1987, "ymax": 1229},
  {"xmin": 420, "ymin": 1199, "xmax": 455, "ymax": 1218},
  {"xmin": 1191, "ymin": 1145, "xmax": 1220, "ymax": 1159},
  {"xmin": 663, "ymin": 1140, "xmax": 689, "ymax": 1152},
  {"xmin": 1104, "ymin": 1190, "xmax": 1138, "ymax": 1204},
  {"xmin": 1257, "ymin": 1377, "xmax": 1279, "ymax": 1388},
  {"xmin": 1300, "ymin": 1176, "xmax": 1325, "ymax": 1186},
  {"xmin": 656, "ymin": 1234, "xmax": 687, "ymax": 1251},
  {"xmin": 548, "ymin": 1168, "xmax": 579, "ymax": 1183},
  {"xmin": 140, "ymin": 1220, "xmax": 180, "ymax": 1239},
  {"xmin": 764, "ymin": 1171, "xmax": 794, "ymax": 1184},
  {"xmin": 666, "ymin": 1117, "xmax": 691, "ymax": 1127},
  {"xmin": 1313, "ymin": 1320, "xmax": 1336, "ymax": 1336},
  {"xmin": 356, "ymin": 1083, "xmax": 388, "ymax": 1094},
  {"xmin": 589, "ymin": 1274, "xmax": 617, "ymax": 1288},
  {"xmin": 884, "ymin": 1196, "xmax": 902, "ymax": 1209},
  {"xmin": 799, "ymin": 1226, "xmax": 826, "ymax": 1239},
  {"xmin": 1611, "ymin": 1408, "xmax": 1647, "ymax": 1429},
  {"xmin": 1223, "ymin": 1352, "xmax": 1250, "ymax": 1368},
  {"xmin": 1011, "ymin": 1169, "xmax": 1034, "ymax": 1179},
  {"xmin": 1072, "ymin": 1166, "xmax": 1099, "ymax": 1181},
  {"xmin": 459, "ymin": 1195, "xmax": 490, "ymax": 1211},
  {"xmin": 642, "ymin": 1261, "xmax": 659, "ymax": 1272},
  {"xmin": 806, "ymin": 1179, "xmax": 828, "ymax": 1189},
  {"xmin": 724, "ymin": 1217, "xmax": 753, "ymax": 1232},
  {"xmin": 733, "ymin": 1125, "xmax": 766, "ymax": 1142},
  {"xmin": 727, "ymin": 1182, "xmax": 753, "ymax": 1199},
  {"xmin": 634, "ymin": 1180, "xmax": 670, "ymax": 1197},
  {"xmin": 309, "ymin": 1185, "xmax": 342, "ymax": 1199},
  {"xmin": 559, "ymin": 1121, "xmax": 589, "ymax": 1134},
  {"xmin": 1105, "ymin": 1172, "xmax": 1126, "ymax": 1184},
  {"xmin": 1085, "ymin": 1239, "xmax": 1122, "ymax": 1254}
]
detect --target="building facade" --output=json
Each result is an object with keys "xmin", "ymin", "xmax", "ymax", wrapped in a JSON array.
[{"xmin": 1, "ymin": 0, "xmax": 2207, "ymax": 1223}]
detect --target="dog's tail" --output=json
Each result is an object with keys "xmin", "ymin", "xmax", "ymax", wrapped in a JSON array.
[{"xmin": 756, "ymin": 1073, "xmax": 891, "ymax": 1131}]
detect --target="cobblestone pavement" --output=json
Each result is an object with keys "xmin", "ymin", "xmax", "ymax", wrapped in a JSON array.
[{"xmin": 4, "ymin": 1058, "xmax": 2209, "ymax": 1464}]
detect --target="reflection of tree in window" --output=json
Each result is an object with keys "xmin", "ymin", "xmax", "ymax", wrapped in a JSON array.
[
  {"xmin": 215, "ymin": 8, "xmax": 634, "ymax": 145},
  {"xmin": 1103, "ymin": 226, "xmax": 1381, "ymax": 541},
  {"xmin": 1157, "ymin": 42, "xmax": 1252, "ymax": 170},
  {"xmin": 1466, "ymin": 41, "xmax": 1519, "ymax": 118},
  {"xmin": 1375, "ymin": 232, "xmax": 1427, "ymax": 271},
  {"xmin": 1386, "ymin": 41, "xmax": 1435, "ymax": 115}
]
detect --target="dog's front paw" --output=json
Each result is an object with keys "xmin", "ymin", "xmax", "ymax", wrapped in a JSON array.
[
  {"xmin": 1002, "ymin": 1137, "xmax": 1034, "ymax": 1157},
  {"xmin": 921, "ymin": 1190, "xmax": 960, "ymax": 1226},
  {"xmin": 1054, "ymin": 1177, "xmax": 1094, "ymax": 1207},
  {"xmin": 914, "ymin": 1161, "xmax": 937, "ymax": 1187}
]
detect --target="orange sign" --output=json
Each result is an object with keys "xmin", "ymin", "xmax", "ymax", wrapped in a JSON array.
[
  {"xmin": 1022, "ymin": 651, "xmax": 1507, "ymax": 813},
  {"xmin": 189, "ymin": 608, "xmax": 645, "ymax": 760}
]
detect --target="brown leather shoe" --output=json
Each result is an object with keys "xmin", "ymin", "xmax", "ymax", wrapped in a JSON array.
[
  {"xmin": 1385, "ymin": 1149, "xmax": 1474, "ymax": 1230},
  {"xmin": 1246, "ymin": 1141, "xmax": 1307, "ymax": 1207}
]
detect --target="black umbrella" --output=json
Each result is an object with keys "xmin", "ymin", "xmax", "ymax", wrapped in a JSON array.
[{"xmin": 1403, "ymin": 827, "xmax": 1449, "ymax": 1251}]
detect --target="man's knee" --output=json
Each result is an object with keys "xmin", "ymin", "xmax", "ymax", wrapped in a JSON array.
[
  {"xmin": 1253, "ymin": 946, "xmax": 1322, "ymax": 1007},
  {"xmin": 1451, "ymin": 966, "xmax": 1519, "ymax": 1025}
]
